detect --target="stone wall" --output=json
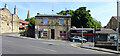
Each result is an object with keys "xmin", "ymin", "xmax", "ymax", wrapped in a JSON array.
[
  {"xmin": 35, "ymin": 16, "xmax": 71, "ymax": 39},
  {"xmin": 0, "ymin": 9, "xmax": 19, "ymax": 33}
]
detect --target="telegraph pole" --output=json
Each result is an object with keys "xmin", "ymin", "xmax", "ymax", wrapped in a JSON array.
[{"xmin": 117, "ymin": 0, "xmax": 119, "ymax": 53}]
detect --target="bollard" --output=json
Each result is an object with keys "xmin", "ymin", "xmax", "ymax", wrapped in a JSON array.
[{"xmin": 73, "ymin": 40, "xmax": 75, "ymax": 42}]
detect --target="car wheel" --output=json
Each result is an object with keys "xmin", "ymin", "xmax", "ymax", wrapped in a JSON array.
[{"xmin": 83, "ymin": 41, "xmax": 86, "ymax": 43}]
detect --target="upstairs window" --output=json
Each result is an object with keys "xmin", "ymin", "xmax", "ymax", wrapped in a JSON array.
[
  {"xmin": 59, "ymin": 19, "xmax": 64, "ymax": 25},
  {"xmin": 43, "ymin": 18, "xmax": 48, "ymax": 25}
]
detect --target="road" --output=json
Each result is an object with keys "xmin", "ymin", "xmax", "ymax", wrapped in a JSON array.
[{"xmin": 2, "ymin": 34, "xmax": 115, "ymax": 54}]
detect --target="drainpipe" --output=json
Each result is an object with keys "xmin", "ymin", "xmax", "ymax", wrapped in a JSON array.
[{"xmin": 12, "ymin": 14, "xmax": 13, "ymax": 32}]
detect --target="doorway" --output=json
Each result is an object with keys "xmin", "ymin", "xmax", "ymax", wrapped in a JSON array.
[
  {"xmin": 51, "ymin": 29, "xmax": 55, "ymax": 39},
  {"xmin": 38, "ymin": 31, "xmax": 41, "ymax": 38}
]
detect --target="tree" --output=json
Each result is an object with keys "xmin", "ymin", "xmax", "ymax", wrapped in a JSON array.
[
  {"xmin": 57, "ymin": 10, "xmax": 74, "ymax": 16},
  {"xmin": 25, "ymin": 17, "xmax": 35, "ymax": 28},
  {"xmin": 57, "ymin": 7, "xmax": 102, "ymax": 28},
  {"xmin": 25, "ymin": 17, "xmax": 35, "ymax": 37}
]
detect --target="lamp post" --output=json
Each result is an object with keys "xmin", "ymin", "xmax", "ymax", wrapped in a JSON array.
[{"xmin": 117, "ymin": 0, "xmax": 119, "ymax": 53}]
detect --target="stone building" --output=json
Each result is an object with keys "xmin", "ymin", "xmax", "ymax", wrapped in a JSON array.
[
  {"xmin": 35, "ymin": 13, "xmax": 71, "ymax": 39},
  {"xmin": 106, "ymin": 16, "xmax": 120, "ymax": 38},
  {"xmin": 106, "ymin": 16, "xmax": 119, "ymax": 31},
  {"xmin": 0, "ymin": 4, "xmax": 19, "ymax": 33}
]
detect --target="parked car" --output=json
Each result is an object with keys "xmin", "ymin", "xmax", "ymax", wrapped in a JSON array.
[{"xmin": 69, "ymin": 36, "xmax": 87, "ymax": 43}]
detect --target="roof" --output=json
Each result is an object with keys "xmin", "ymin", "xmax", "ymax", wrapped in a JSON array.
[
  {"xmin": 35, "ymin": 14, "xmax": 71, "ymax": 18},
  {"xmin": 96, "ymin": 28, "xmax": 116, "ymax": 34},
  {"xmin": 71, "ymin": 28, "xmax": 116, "ymax": 34},
  {"xmin": 112, "ymin": 16, "xmax": 120, "ymax": 22},
  {"xmin": 19, "ymin": 19, "xmax": 29, "ymax": 24},
  {"xmin": 71, "ymin": 28, "xmax": 94, "ymax": 30}
]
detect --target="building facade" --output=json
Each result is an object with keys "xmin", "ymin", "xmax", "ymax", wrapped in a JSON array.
[
  {"xmin": 70, "ymin": 28, "xmax": 117, "ymax": 42},
  {"xmin": 35, "ymin": 13, "xmax": 71, "ymax": 39},
  {"xmin": 19, "ymin": 19, "xmax": 29, "ymax": 32},
  {"xmin": 105, "ymin": 16, "xmax": 120, "ymax": 38},
  {"xmin": 0, "ymin": 4, "xmax": 19, "ymax": 33},
  {"xmin": 106, "ymin": 16, "xmax": 119, "ymax": 31}
]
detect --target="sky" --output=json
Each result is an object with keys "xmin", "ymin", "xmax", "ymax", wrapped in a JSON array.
[{"xmin": 0, "ymin": 0, "xmax": 117, "ymax": 27}]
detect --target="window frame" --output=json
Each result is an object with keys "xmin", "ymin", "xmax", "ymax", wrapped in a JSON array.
[
  {"xmin": 59, "ymin": 18, "xmax": 64, "ymax": 25},
  {"xmin": 43, "ymin": 18, "xmax": 48, "ymax": 25}
]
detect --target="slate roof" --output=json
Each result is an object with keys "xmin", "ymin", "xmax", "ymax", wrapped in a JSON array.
[
  {"xmin": 35, "ymin": 14, "xmax": 70, "ymax": 17},
  {"xmin": 71, "ymin": 28, "xmax": 116, "ymax": 34},
  {"xmin": 96, "ymin": 28, "xmax": 116, "ymax": 34},
  {"xmin": 112, "ymin": 16, "xmax": 120, "ymax": 22}
]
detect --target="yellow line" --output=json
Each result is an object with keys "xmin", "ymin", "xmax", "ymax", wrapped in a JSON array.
[{"xmin": 71, "ymin": 44, "xmax": 113, "ymax": 54}]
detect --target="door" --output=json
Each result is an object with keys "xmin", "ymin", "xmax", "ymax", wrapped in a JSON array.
[
  {"xmin": 38, "ymin": 31, "xmax": 41, "ymax": 38},
  {"xmin": 51, "ymin": 29, "xmax": 55, "ymax": 39}
]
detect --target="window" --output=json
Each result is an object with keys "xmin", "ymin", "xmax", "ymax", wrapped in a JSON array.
[
  {"xmin": 43, "ymin": 18, "xmax": 48, "ymax": 24},
  {"xmin": 20, "ymin": 23, "xmax": 22, "ymax": 25},
  {"xmin": 59, "ymin": 31, "xmax": 66, "ymax": 37},
  {"xmin": 9, "ymin": 26, "xmax": 11, "ymax": 30},
  {"xmin": 60, "ymin": 31, "xmax": 62, "ymax": 33},
  {"xmin": 59, "ymin": 19, "xmax": 64, "ymax": 25},
  {"xmin": 64, "ymin": 31, "xmax": 66, "ymax": 33},
  {"xmin": 60, "ymin": 31, "xmax": 66, "ymax": 34},
  {"xmin": 110, "ymin": 36, "xmax": 114, "ymax": 40},
  {"xmin": 43, "ymin": 31, "xmax": 48, "ymax": 36},
  {"xmin": 112, "ymin": 22, "xmax": 114, "ymax": 26}
]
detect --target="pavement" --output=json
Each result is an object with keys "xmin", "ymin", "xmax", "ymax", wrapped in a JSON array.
[
  {"xmin": 71, "ymin": 42, "xmax": 120, "ymax": 54},
  {"xmin": 1, "ymin": 33, "xmax": 116, "ymax": 54}
]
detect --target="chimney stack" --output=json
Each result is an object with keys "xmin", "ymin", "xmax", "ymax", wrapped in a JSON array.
[
  {"xmin": 14, "ymin": 5, "xmax": 17, "ymax": 15},
  {"xmin": 5, "ymin": 3, "xmax": 8, "ymax": 9},
  {"xmin": 65, "ymin": 10, "xmax": 69, "ymax": 16},
  {"xmin": 37, "ymin": 13, "xmax": 40, "ymax": 15}
]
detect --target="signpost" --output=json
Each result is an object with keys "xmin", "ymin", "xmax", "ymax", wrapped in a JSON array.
[{"xmin": 81, "ymin": 26, "xmax": 83, "ymax": 46}]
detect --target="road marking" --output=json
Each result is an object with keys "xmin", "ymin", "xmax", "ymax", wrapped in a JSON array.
[
  {"xmin": 29, "ymin": 45, "xmax": 57, "ymax": 52},
  {"xmin": 71, "ymin": 44, "xmax": 113, "ymax": 54}
]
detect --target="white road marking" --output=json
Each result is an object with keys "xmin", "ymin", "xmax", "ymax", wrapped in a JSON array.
[
  {"xmin": 71, "ymin": 44, "xmax": 113, "ymax": 54},
  {"xmin": 42, "ymin": 42, "xmax": 55, "ymax": 44},
  {"xmin": 29, "ymin": 45, "xmax": 57, "ymax": 52}
]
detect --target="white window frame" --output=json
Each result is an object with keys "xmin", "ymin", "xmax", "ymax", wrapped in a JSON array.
[
  {"xmin": 43, "ymin": 18, "xmax": 48, "ymax": 25},
  {"xmin": 59, "ymin": 18, "xmax": 64, "ymax": 25}
]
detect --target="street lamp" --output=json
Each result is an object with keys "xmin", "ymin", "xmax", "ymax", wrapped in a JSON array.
[{"xmin": 116, "ymin": 0, "xmax": 119, "ymax": 53}]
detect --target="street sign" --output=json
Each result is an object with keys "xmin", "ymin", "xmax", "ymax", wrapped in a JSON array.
[{"xmin": 38, "ymin": 28, "xmax": 44, "ymax": 31}]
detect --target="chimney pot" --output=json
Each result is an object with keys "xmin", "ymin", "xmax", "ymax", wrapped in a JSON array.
[{"xmin": 37, "ymin": 13, "xmax": 40, "ymax": 15}]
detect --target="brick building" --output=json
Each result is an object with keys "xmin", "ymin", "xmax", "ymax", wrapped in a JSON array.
[
  {"xmin": 19, "ymin": 19, "xmax": 29, "ymax": 32},
  {"xmin": 0, "ymin": 4, "xmax": 19, "ymax": 33},
  {"xmin": 35, "ymin": 13, "xmax": 71, "ymax": 39}
]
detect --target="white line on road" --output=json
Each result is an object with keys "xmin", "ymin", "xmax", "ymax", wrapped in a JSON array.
[
  {"xmin": 42, "ymin": 42, "xmax": 55, "ymax": 44},
  {"xmin": 29, "ymin": 45, "xmax": 57, "ymax": 52},
  {"xmin": 71, "ymin": 44, "xmax": 113, "ymax": 54}
]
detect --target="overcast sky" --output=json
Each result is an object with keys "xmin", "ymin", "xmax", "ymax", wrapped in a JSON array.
[{"xmin": 0, "ymin": 0, "xmax": 117, "ymax": 27}]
